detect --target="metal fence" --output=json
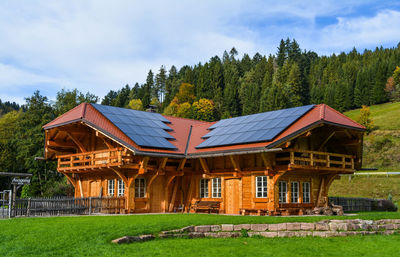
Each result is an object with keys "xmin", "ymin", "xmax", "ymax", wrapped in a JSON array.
[
  {"xmin": 329, "ymin": 197, "xmax": 378, "ymax": 212},
  {"xmin": 0, "ymin": 190, "xmax": 11, "ymax": 218},
  {"xmin": 10, "ymin": 196, "xmax": 125, "ymax": 218}
]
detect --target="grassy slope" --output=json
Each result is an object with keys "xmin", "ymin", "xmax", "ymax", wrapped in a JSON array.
[
  {"xmin": 344, "ymin": 102, "xmax": 400, "ymax": 171},
  {"xmin": 329, "ymin": 102, "xmax": 400, "ymax": 205},
  {"xmin": 1, "ymin": 213, "xmax": 400, "ymax": 257}
]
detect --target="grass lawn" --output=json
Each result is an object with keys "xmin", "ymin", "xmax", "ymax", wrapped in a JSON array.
[{"xmin": 1, "ymin": 213, "xmax": 400, "ymax": 257}]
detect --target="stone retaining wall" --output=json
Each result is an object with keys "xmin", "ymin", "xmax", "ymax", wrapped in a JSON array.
[{"xmin": 112, "ymin": 219, "xmax": 400, "ymax": 243}]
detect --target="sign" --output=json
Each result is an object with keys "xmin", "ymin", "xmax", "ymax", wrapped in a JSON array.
[{"xmin": 11, "ymin": 178, "xmax": 31, "ymax": 185}]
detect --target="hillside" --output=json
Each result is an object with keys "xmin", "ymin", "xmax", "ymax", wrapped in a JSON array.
[
  {"xmin": 345, "ymin": 102, "xmax": 400, "ymax": 171},
  {"xmin": 330, "ymin": 102, "xmax": 400, "ymax": 206}
]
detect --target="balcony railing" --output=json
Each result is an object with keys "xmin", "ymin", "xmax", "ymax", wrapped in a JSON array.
[
  {"xmin": 57, "ymin": 148, "xmax": 129, "ymax": 171},
  {"xmin": 276, "ymin": 149, "xmax": 355, "ymax": 170}
]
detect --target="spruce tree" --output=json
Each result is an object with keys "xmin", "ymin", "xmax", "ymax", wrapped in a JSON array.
[
  {"xmin": 142, "ymin": 70, "xmax": 154, "ymax": 109},
  {"xmin": 287, "ymin": 63, "xmax": 302, "ymax": 107},
  {"xmin": 276, "ymin": 39, "xmax": 286, "ymax": 67}
]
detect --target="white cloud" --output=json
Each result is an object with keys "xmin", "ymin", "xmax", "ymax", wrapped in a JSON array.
[
  {"xmin": 0, "ymin": 0, "xmax": 398, "ymax": 104},
  {"xmin": 318, "ymin": 10, "xmax": 400, "ymax": 51}
]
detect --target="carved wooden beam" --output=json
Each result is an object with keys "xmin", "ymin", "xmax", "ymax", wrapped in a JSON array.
[
  {"xmin": 47, "ymin": 140, "xmax": 76, "ymax": 148},
  {"xmin": 260, "ymin": 152, "xmax": 273, "ymax": 171},
  {"xmin": 318, "ymin": 131, "xmax": 336, "ymax": 151},
  {"xmin": 177, "ymin": 158, "xmax": 186, "ymax": 172},
  {"xmin": 66, "ymin": 132, "xmax": 87, "ymax": 152},
  {"xmin": 62, "ymin": 172, "xmax": 76, "ymax": 188},
  {"xmin": 229, "ymin": 155, "xmax": 241, "ymax": 172},
  {"xmin": 316, "ymin": 176, "xmax": 325, "ymax": 207},
  {"xmin": 76, "ymin": 174, "xmax": 84, "ymax": 198},
  {"xmin": 138, "ymin": 157, "xmax": 149, "ymax": 174},
  {"xmin": 199, "ymin": 158, "xmax": 210, "ymax": 174},
  {"xmin": 157, "ymin": 157, "xmax": 168, "ymax": 175},
  {"xmin": 110, "ymin": 168, "xmax": 128, "ymax": 185}
]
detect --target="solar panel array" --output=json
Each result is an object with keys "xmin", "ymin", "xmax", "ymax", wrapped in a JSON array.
[
  {"xmin": 196, "ymin": 105, "xmax": 315, "ymax": 149},
  {"xmin": 91, "ymin": 104, "xmax": 177, "ymax": 150}
]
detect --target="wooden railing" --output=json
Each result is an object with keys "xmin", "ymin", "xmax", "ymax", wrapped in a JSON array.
[
  {"xmin": 57, "ymin": 148, "xmax": 128, "ymax": 171},
  {"xmin": 276, "ymin": 149, "xmax": 355, "ymax": 170}
]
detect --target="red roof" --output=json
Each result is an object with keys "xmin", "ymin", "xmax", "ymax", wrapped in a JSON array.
[{"xmin": 43, "ymin": 103, "xmax": 365, "ymax": 157}]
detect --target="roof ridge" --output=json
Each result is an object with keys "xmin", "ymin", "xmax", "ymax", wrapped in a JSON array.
[{"xmin": 162, "ymin": 114, "xmax": 213, "ymax": 124}]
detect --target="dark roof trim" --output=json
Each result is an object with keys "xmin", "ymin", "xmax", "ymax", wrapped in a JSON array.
[
  {"xmin": 43, "ymin": 118, "xmax": 83, "ymax": 130},
  {"xmin": 186, "ymin": 147, "xmax": 282, "ymax": 159},
  {"xmin": 320, "ymin": 120, "xmax": 366, "ymax": 132},
  {"xmin": 184, "ymin": 125, "xmax": 193, "ymax": 155},
  {"xmin": 266, "ymin": 120, "xmax": 365, "ymax": 149}
]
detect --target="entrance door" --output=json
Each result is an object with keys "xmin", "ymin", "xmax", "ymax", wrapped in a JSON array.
[{"xmin": 225, "ymin": 179, "xmax": 240, "ymax": 214}]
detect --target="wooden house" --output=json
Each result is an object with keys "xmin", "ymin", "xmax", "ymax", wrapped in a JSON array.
[{"xmin": 43, "ymin": 103, "xmax": 365, "ymax": 215}]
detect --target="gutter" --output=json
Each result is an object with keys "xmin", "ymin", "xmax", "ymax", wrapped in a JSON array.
[{"xmin": 186, "ymin": 147, "xmax": 283, "ymax": 159}]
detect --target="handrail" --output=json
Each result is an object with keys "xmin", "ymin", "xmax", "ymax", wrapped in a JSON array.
[
  {"xmin": 57, "ymin": 148, "xmax": 128, "ymax": 171},
  {"xmin": 56, "ymin": 147, "xmax": 123, "ymax": 158},
  {"xmin": 277, "ymin": 149, "xmax": 355, "ymax": 170}
]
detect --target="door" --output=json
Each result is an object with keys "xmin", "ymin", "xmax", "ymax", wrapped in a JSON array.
[{"xmin": 225, "ymin": 179, "xmax": 240, "ymax": 214}]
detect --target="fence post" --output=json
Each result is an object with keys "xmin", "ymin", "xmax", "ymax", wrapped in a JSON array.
[
  {"xmin": 89, "ymin": 197, "xmax": 92, "ymax": 215},
  {"xmin": 27, "ymin": 198, "xmax": 31, "ymax": 217},
  {"xmin": 8, "ymin": 190, "xmax": 12, "ymax": 218}
]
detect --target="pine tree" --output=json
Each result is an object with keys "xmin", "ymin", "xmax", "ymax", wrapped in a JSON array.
[
  {"xmin": 155, "ymin": 66, "xmax": 167, "ymax": 103},
  {"xmin": 142, "ymin": 70, "xmax": 154, "ymax": 109},
  {"xmin": 286, "ymin": 63, "xmax": 302, "ymax": 107},
  {"xmin": 276, "ymin": 39, "xmax": 286, "ymax": 67},
  {"xmin": 223, "ymin": 61, "xmax": 241, "ymax": 117}
]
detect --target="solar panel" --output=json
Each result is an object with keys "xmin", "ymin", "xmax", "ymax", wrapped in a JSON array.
[
  {"xmin": 196, "ymin": 105, "xmax": 315, "ymax": 149},
  {"xmin": 91, "ymin": 104, "xmax": 177, "ymax": 150}
]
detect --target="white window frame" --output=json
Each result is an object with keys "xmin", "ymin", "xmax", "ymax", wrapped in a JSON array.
[
  {"xmin": 279, "ymin": 181, "xmax": 287, "ymax": 203},
  {"xmin": 291, "ymin": 181, "xmax": 299, "ymax": 203},
  {"xmin": 108, "ymin": 179, "xmax": 115, "ymax": 196},
  {"xmin": 255, "ymin": 176, "xmax": 268, "ymax": 198},
  {"xmin": 117, "ymin": 178, "xmax": 125, "ymax": 196},
  {"xmin": 135, "ymin": 178, "xmax": 146, "ymax": 198},
  {"xmin": 200, "ymin": 179, "xmax": 209, "ymax": 198},
  {"xmin": 303, "ymin": 182, "xmax": 311, "ymax": 203},
  {"xmin": 212, "ymin": 178, "xmax": 221, "ymax": 198}
]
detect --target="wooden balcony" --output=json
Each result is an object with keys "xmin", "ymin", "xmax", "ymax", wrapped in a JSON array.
[
  {"xmin": 276, "ymin": 149, "xmax": 355, "ymax": 173},
  {"xmin": 57, "ymin": 148, "xmax": 130, "ymax": 172}
]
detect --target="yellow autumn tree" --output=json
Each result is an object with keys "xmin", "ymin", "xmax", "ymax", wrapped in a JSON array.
[
  {"xmin": 176, "ymin": 102, "xmax": 192, "ymax": 118},
  {"xmin": 127, "ymin": 99, "xmax": 144, "ymax": 110},
  {"xmin": 357, "ymin": 105, "xmax": 374, "ymax": 133},
  {"xmin": 192, "ymin": 98, "xmax": 215, "ymax": 121}
]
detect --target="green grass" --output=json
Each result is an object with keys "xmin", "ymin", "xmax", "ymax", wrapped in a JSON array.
[
  {"xmin": 344, "ymin": 102, "xmax": 400, "ymax": 171},
  {"xmin": 1, "ymin": 213, "xmax": 400, "ymax": 256},
  {"xmin": 344, "ymin": 102, "xmax": 400, "ymax": 130},
  {"xmin": 330, "ymin": 175, "xmax": 400, "ymax": 207}
]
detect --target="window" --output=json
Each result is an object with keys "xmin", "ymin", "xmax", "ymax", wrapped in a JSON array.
[
  {"xmin": 200, "ymin": 179, "xmax": 209, "ymax": 198},
  {"xmin": 256, "ymin": 176, "xmax": 267, "ymax": 198},
  {"xmin": 108, "ymin": 179, "xmax": 115, "ymax": 196},
  {"xmin": 212, "ymin": 178, "xmax": 221, "ymax": 198},
  {"xmin": 291, "ymin": 181, "xmax": 299, "ymax": 203},
  {"xmin": 117, "ymin": 179, "xmax": 125, "ymax": 196},
  {"xmin": 279, "ymin": 181, "xmax": 287, "ymax": 203},
  {"xmin": 135, "ymin": 178, "xmax": 146, "ymax": 198},
  {"xmin": 303, "ymin": 182, "xmax": 311, "ymax": 203}
]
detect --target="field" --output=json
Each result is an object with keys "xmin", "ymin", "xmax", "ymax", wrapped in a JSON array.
[{"xmin": 1, "ymin": 213, "xmax": 400, "ymax": 257}]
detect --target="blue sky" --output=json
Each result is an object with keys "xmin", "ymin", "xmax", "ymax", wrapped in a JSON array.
[{"xmin": 0, "ymin": 0, "xmax": 400, "ymax": 104}]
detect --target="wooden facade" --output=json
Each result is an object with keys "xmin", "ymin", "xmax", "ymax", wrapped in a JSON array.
[{"xmin": 44, "ymin": 103, "xmax": 365, "ymax": 215}]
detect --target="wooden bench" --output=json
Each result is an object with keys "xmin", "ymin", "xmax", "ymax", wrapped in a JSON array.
[
  {"xmin": 190, "ymin": 200, "xmax": 220, "ymax": 214},
  {"xmin": 240, "ymin": 208, "xmax": 268, "ymax": 216}
]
